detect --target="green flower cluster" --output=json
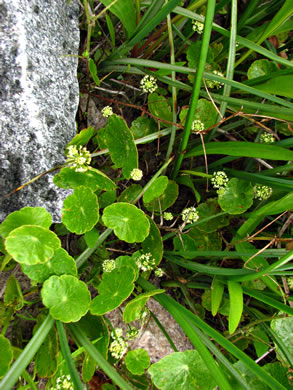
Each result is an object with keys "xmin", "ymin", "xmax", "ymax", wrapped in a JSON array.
[
  {"xmin": 206, "ymin": 70, "xmax": 224, "ymax": 89},
  {"xmin": 192, "ymin": 20, "xmax": 204, "ymax": 34},
  {"xmin": 259, "ymin": 132, "xmax": 275, "ymax": 143},
  {"xmin": 136, "ymin": 253, "xmax": 156, "ymax": 272},
  {"xmin": 163, "ymin": 211, "xmax": 174, "ymax": 221},
  {"xmin": 130, "ymin": 168, "xmax": 143, "ymax": 181},
  {"xmin": 192, "ymin": 119, "xmax": 205, "ymax": 133},
  {"xmin": 140, "ymin": 75, "xmax": 158, "ymax": 93},
  {"xmin": 211, "ymin": 171, "xmax": 229, "ymax": 189},
  {"xmin": 52, "ymin": 374, "xmax": 74, "ymax": 390},
  {"xmin": 254, "ymin": 185, "xmax": 272, "ymax": 200},
  {"xmin": 101, "ymin": 105, "xmax": 113, "ymax": 118},
  {"xmin": 66, "ymin": 145, "xmax": 91, "ymax": 173},
  {"xmin": 154, "ymin": 267, "xmax": 164, "ymax": 277},
  {"xmin": 181, "ymin": 207, "xmax": 199, "ymax": 224},
  {"xmin": 102, "ymin": 259, "xmax": 116, "ymax": 273},
  {"xmin": 109, "ymin": 328, "xmax": 128, "ymax": 359}
]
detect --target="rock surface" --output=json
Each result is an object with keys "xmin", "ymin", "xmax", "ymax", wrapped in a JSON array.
[{"xmin": 0, "ymin": 0, "xmax": 79, "ymax": 222}]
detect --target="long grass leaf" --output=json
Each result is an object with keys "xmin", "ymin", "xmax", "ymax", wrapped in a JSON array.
[
  {"xmin": 228, "ymin": 281, "xmax": 243, "ymax": 334},
  {"xmin": 211, "ymin": 278, "xmax": 224, "ymax": 316}
]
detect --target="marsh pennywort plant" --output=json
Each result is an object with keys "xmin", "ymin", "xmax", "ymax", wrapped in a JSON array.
[{"xmin": 1, "ymin": 0, "xmax": 293, "ymax": 389}]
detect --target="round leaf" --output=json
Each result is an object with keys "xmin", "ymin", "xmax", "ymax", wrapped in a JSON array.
[
  {"xmin": 197, "ymin": 198, "xmax": 230, "ymax": 233},
  {"xmin": 62, "ymin": 186, "xmax": 99, "ymax": 234},
  {"xmin": 90, "ymin": 266, "xmax": 135, "ymax": 316},
  {"xmin": 125, "ymin": 349, "xmax": 150, "ymax": 376},
  {"xmin": 102, "ymin": 203, "xmax": 150, "ymax": 243},
  {"xmin": 54, "ymin": 167, "xmax": 116, "ymax": 192},
  {"xmin": 180, "ymin": 99, "xmax": 218, "ymax": 130},
  {"xmin": 143, "ymin": 176, "xmax": 168, "ymax": 204},
  {"xmin": 21, "ymin": 248, "xmax": 77, "ymax": 283},
  {"xmin": 0, "ymin": 207, "xmax": 52, "ymax": 239},
  {"xmin": 115, "ymin": 255, "xmax": 139, "ymax": 280},
  {"xmin": 247, "ymin": 59, "xmax": 278, "ymax": 80},
  {"xmin": 144, "ymin": 180, "xmax": 178, "ymax": 212},
  {"xmin": 5, "ymin": 225, "xmax": 61, "ymax": 265},
  {"xmin": 0, "ymin": 335, "xmax": 13, "ymax": 377},
  {"xmin": 130, "ymin": 116, "xmax": 157, "ymax": 139},
  {"xmin": 123, "ymin": 290, "xmax": 164, "ymax": 323},
  {"xmin": 118, "ymin": 184, "xmax": 142, "ymax": 203},
  {"xmin": 41, "ymin": 275, "xmax": 90, "ymax": 322},
  {"xmin": 142, "ymin": 216, "xmax": 163, "ymax": 265},
  {"xmin": 4, "ymin": 274, "xmax": 24, "ymax": 310},
  {"xmin": 148, "ymin": 93, "xmax": 172, "ymax": 125},
  {"xmin": 84, "ymin": 228, "xmax": 100, "ymax": 248},
  {"xmin": 67, "ymin": 127, "xmax": 95, "ymax": 147},
  {"xmin": 218, "ymin": 178, "xmax": 254, "ymax": 215},
  {"xmin": 148, "ymin": 350, "xmax": 216, "ymax": 390}
]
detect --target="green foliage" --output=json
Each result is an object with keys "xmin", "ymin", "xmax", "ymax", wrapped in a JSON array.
[
  {"xmin": 143, "ymin": 176, "xmax": 168, "ymax": 203},
  {"xmin": 4, "ymin": 275, "xmax": 23, "ymax": 310},
  {"xmin": 123, "ymin": 290, "xmax": 164, "ymax": 323},
  {"xmin": 0, "ymin": 335, "xmax": 13, "ymax": 377},
  {"xmin": 125, "ymin": 349, "xmax": 150, "ymax": 376},
  {"xmin": 218, "ymin": 178, "xmax": 254, "ymax": 214}
]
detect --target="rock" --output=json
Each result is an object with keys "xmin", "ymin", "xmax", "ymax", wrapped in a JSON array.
[{"xmin": 0, "ymin": 0, "xmax": 80, "ymax": 222}]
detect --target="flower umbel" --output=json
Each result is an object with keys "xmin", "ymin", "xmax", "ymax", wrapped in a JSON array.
[
  {"xmin": 102, "ymin": 259, "xmax": 116, "ymax": 273},
  {"xmin": 136, "ymin": 253, "xmax": 156, "ymax": 272},
  {"xmin": 101, "ymin": 106, "xmax": 113, "ymax": 118},
  {"xmin": 109, "ymin": 328, "xmax": 128, "ymax": 359},
  {"xmin": 259, "ymin": 132, "xmax": 275, "ymax": 144},
  {"xmin": 254, "ymin": 185, "xmax": 273, "ymax": 201},
  {"xmin": 206, "ymin": 70, "xmax": 224, "ymax": 89},
  {"xmin": 130, "ymin": 168, "xmax": 143, "ymax": 181},
  {"xmin": 163, "ymin": 211, "xmax": 174, "ymax": 221},
  {"xmin": 140, "ymin": 75, "xmax": 158, "ymax": 93},
  {"xmin": 154, "ymin": 268, "xmax": 164, "ymax": 277},
  {"xmin": 54, "ymin": 375, "xmax": 74, "ymax": 390},
  {"xmin": 211, "ymin": 171, "xmax": 229, "ymax": 189},
  {"xmin": 66, "ymin": 145, "xmax": 91, "ymax": 173},
  {"xmin": 181, "ymin": 207, "xmax": 199, "ymax": 224},
  {"xmin": 192, "ymin": 20, "xmax": 204, "ymax": 34},
  {"xmin": 192, "ymin": 119, "xmax": 205, "ymax": 134}
]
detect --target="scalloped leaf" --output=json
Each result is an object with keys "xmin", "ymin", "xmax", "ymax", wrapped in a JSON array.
[
  {"xmin": 148, "ymin": 93, "xmax": 172, "ymax": 126},
  {"xmin": 21, "ymin": 248, "xmax": 77, "ymax": 283},
  {"xmin": 0, "ymin": 207, "xmax": 52, "ymax": 239},
  {"xmin": 5, "ymin": 225, "xmax": 61, "ymax": 265},
  {"xmin": 115, "ymin": 255, "xmax": 139, "ymax": 280},
  {"xmin": 123, "ymin": 290, "xmax": 164, "ymax": 323},
  {"xmin": 90, "ymin": 266, "xmax": 136, "ymax": 316},
  {"xmin": 148, "ymin": 350, "xmax": 217, "ymax": 390},
  {"xmin": 106, "ymin": 114, "xmax": 138, "ymax": 178},
  {"xmin": 142, "ymin": 217, "xmax": 163, "ymax": 266},
  {"xmin": 0, "ymin": 335, "xmax": 13, "ymax": 378},
  {"xmin": 144, "ymin": 180, "xmax": 178, "ymax": 212},
  {"xmin": 102, "ymin": 203, "xmax": 150, "ymax": 243},
  {"xmin": 54, "ymin": 167, "xmax": 115, "ymax": 192},
  {"xmin": 41, "ymin": 275, "xmax": 90, "ymax": 322},
  {"xmin": 84, "ymin": 228, "xmax": 99, "ymax": 248},
  {"xmin": 143, "ymin": 176, "xmax": 168, "ymax": 204},
  {"xmin": 67, "ymin": 127, "xmax": 95, "ymax": 147},
  {"xmin": 125, "ymin": 349, "xmax": 150, "ymax": 376},
  {"xmin": 130, "ymin": 116, "xmax": 157, "ymax": 139},
  {"xmin": 218, "ymin": 178, "xmax": 254, "ymax": 215},
  {"xmin": 62, "ymin": 186, "xmax": 99, "ymax": 234},
  {"xmin": 179, "ymin": 99, "xmax": 218, "ymax": 129},
  {"xmin": 197, "ymin": 198, "xmax": 230, "ymax": 233}
]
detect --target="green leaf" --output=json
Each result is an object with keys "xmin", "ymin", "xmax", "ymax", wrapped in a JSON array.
[
  {"xmin": 197, "ymin": 199, "xmax": 230, "ymax": 233},
  {"xmin": 82, "ymin": 352, "xmax": 96, "ymax": 383},
  {"xmin": 118, "ymin": 184, "xmax": 142, "ymax": 203},
  {"xmin": 88, "ymin": 58, "xmax": 100, "ymax": 86},
  {"xmin": 264, "ymin": 362, "xmax": 293, "ymax": 390},
  {"xmin": 106, "ymin": 114, "xmax": 138, "ymax": 178},
  {"xmin": 179, "ymin": 99, "xmax": 218, "ymax": 129},
  {"xmin": 123, "ymin": 290, "xmax": 164, "ymax": 323},
  {"xmin": 144, "ymin": 180, "xmax": 179, "ymax": 212},
  {"xmin": 84, "ymin": 228, "xmax": 99, "ymax": 248},
  {"xmin": 228, "ymin": 281, "xmax": 243, "ymax": 334},
  {"xmin": 130, "ymin": 117, "xmax": 157, "ymax": 139},
  {"xmin": 247, "ymin": 59, "xmax": 278, "ymax": 80},
  {"xmin": 62, "ymin": 186, "xmax": 99, "ymax": 234},
  {"xmin": 253, "ymin": 75, "xmax": 293, "ymax": 99},
  {"xmin": 41, "ymin": 275, "xmax": 91, "ymax": 322},
  {"xmin": 148, "ymin": 350, "xmax": 217, "ymax": 390},
  {"xmin": 67, "ymin": 127, "xmax": 95, "ymax": 148},
  {"xmin": 125, "ymin": 349, "xmax": 150, "ymax": 376},
  {"xmin": 102, "ymin": 203, "xmax": 150, "ymax": 243},
  {"xmin": 5, "ymin": 225, "xmax": 61, "ymax": 265},
  {"xmin": 0, "ymin": 207, "xmax": 52, "ymax": 239},
  {"xmin": 218, "ymin": 178, "xmax": 254, "ymax": 215},
  {"xmin": 90, "ymin": 266, "xmax": 136, "ymax": 316},
  {"xmin": 142, "ymin": 216, "xmax": 163, "ymax": 266},
  {"xmin": 34, "ymin": 314, "xmax": 58, "ymax": 378},
  {"xmin": 0, "ymin": 335, "xmax": 13, "ymax": 378},
  {"xmin": 21, "ymin": 248, "xmax": 77, "ymax": 283},
  {"xmin": 271, "ymin": 315, "xmax": 293, "ymax": 366},
  {"xmin": 77, "ymin": 313, "xmax": 109, "ymax": 360},
  {"xmin": 187, "ymin": 227, "xmax": 222, "ymax": 251},
  {"xmin": 211, "ymin": 278, "xmax": 224, "ymax": 316},
  {"xmin": 99, "ymin": 190, "xmax": 116, "ymax": 209},
  {"xmin": 148, "ymin": 93, "xmax": 172, "ymax": 126},
  {"xmin": 100, "ymin": 0, "xmax": 136, "ymax": 38},
  {"xmin": 4, "ymin": 274, "xmax": 23, "ymax": 310},
  {"xmin": 54, "ymin": 167, "xmax": 116, "ymax": 192},
  {"xmin": 185, "ymin": 141, "xmax": 293, "ymax": 161},
  {"xmin": 143, "ymin": 176, "xmax": 168, "ymax": 203},
  {"xmin": 115, "ymin": 255, "xmax": 139, "ymax": 281},
  {"xmin": 252, "ymin": 327, "xmax": 270, "ymax": 358}
]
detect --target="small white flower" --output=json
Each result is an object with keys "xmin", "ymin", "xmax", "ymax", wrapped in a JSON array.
[
  {"xmin": 211, "ymin": 171, "xmax": 229, "ymax": 189},
  {"xmin": 102, "ymin": 259, "xmax": 116, "ymax": 273},
  {"xmin": 136, "ymin": 253, "xmax": 156, "ymax": 272},
  {"xmin": 254, "ymin": 185, "xmax": 272, "ymax": 201},
  {"xmin": 154, "ymin": 268, "xmax": 164, "ymax": 277},
  {"xmin": 111, "ymin": 328, "xmax": 123, "ymax": 339},
  {"xmin": 55, "ymin": 374, "xmax": 74, "ymax": 390},
  {"xmin": 140, "ymin": 75, "xmax": 158, "ymax": 93},
  {"xmin": 163, "ymin": 211, "xmax": 174, "ymax": 221},
  {"xmin": 192, "ymin": 20, "xmax": 204, "ymax": 34},
  {"xmin": 101, "ymin": 106, "xmax": 113, "ymax": 118},
  {"xmin": 192, "ymin": 119, "xmax": 205, "ymax": 134},
  {"xmin": 66, "ymin": 145, "xmax": 91, "ymax": 172},
  {"xmin": 109, "ymin": 338, "xmax": 128, "ymax": 360},
  {"xmin": 181, "ymin": 207, "xmax": 199, "ymax": 224},
  {"xmin": 130, "ymin": 168, "xmax": 143, "ymax": 181},
  {"xmin": 259, "ymin": 132, "xmax": 275, "ymax": 144},
  {"xmin": 206, "ymin": 70, "xmax": 224, "ymax": 89}
]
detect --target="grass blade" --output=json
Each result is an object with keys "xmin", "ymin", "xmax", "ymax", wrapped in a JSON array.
[
  {"xmin": 228, "ymin": 281, "xmax": 243, "ymax": 334},
  {"xmin": 211, "ymin": 278, "xmax": 224, "ymax": 316}
]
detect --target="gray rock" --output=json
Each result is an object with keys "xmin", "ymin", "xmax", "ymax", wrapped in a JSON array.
[{"xmin": 0, "ymin": 0, "xmax": 79, "ymax": 222}]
